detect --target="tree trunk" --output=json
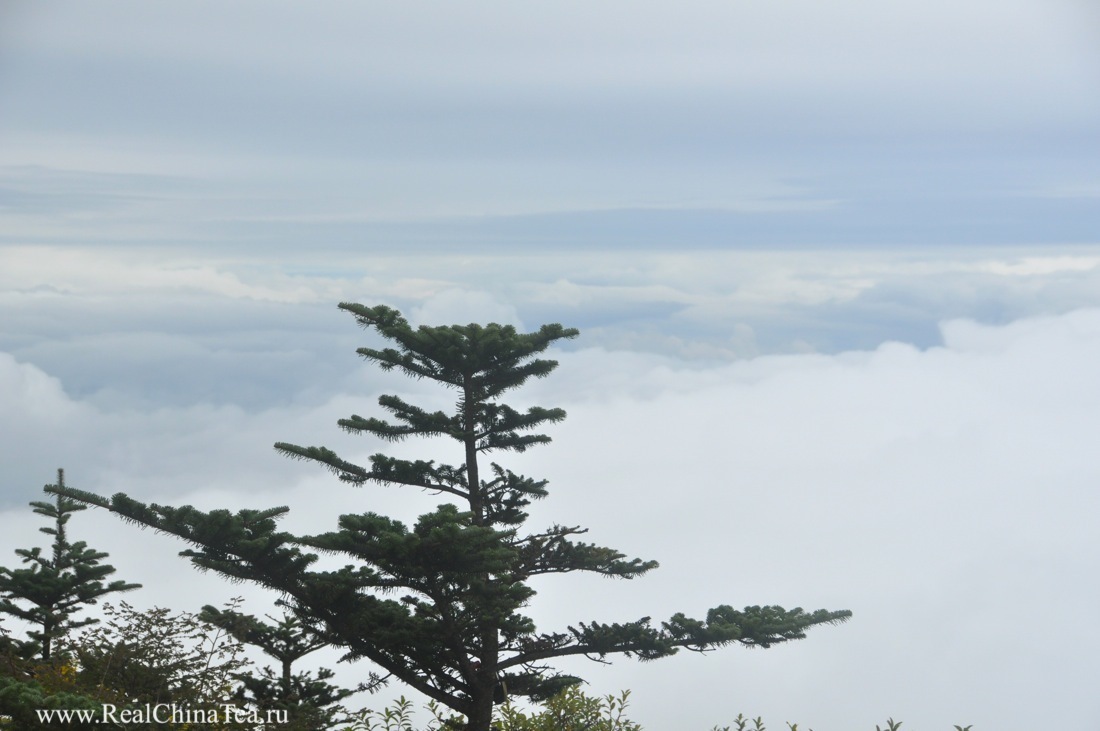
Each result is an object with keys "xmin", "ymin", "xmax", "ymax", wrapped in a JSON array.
[{"xmin": 465, "ymin": 685, "xmax": 495, "ymax": 731}]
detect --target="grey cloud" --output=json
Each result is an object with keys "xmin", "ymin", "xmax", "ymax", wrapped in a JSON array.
[
  {"xmin": 7, "ymin": 248, "xmax": 1100, "ymax": 412},
  {"xmin": 1, "ymin": 294, "xmax": 357, "ymax": 407},
  {"xmin": 0, "ymin": 350, "xmax": 388, "ymax": 511},
  {"xmin": 3, "ymin": 1, "xmax": 1097, "ymax": 240},
  {"xmin": 4, "ymin": 159, "xmax": 1096, "ymax": 252},
  {"xmin": 6, "ymin": 1, "xmax": 1097, "ymax": 119}
]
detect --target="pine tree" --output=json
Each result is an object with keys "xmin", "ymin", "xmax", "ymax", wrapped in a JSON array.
[
  {"xmin": 50, "ymin": 304, "xmax": 852, "ymax": 731},
  {"xmin": 198, "ymin": 605, "xmax": 380, "ymax": 729},
  {"xmin": 0, "ymin": 469, "xmax": 140, "ymax": 661}
]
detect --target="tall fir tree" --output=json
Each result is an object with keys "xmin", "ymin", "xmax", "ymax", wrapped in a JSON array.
[
  {"xmin": 0, "ymin": 469, "xmax": 141, "ymax": 661},
  {"xmin": 51, "ymin": 304, "xmax": 851, "ymax": 731}
]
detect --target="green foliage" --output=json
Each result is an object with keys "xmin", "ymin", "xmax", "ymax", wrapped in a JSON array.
[
  {"xmin": 353, "ymin": 690, "xmax": 974, "ymax": 731},
  {"xmin": 199, "ymin": 605, "xmax": 381, "ymax": 729},
  {"xmin": 712, "ymin": 713, "xmax": 768, "ymax": 731},
  {"xmin": 707, "ymin": 713, "xmax": 974, "ymax": 731},
  {"xmin": 0, "ymin": 672, "xmax": 104, "ymax": 730},
  {"xmin": 48, "ymin": 305, "xmax": 852, "ymax": 730},
  {"xmin": 66, "ymin": 599, "xmax": 250, "ymax": 709},
  {"xmin": 346, "ymin": 696, "xmax": 456, "ymax": 731},
  {"xmin": 495, "ymin": 688, "xmax": 642, "ymax": 731},
  {"xmin": 0, "ymin": 627, "xmax": 104, "ymax": 728},
  {"xmin": 0, "ymin": 470, "xmax": 140, "ymax": 661},
  {"xmin": 344, "ymin": 689, "xmax": 644, "ymax": 731},
  {"xmin": 0, "ymin": 598, "xmax": 253, "ymax": 729}
]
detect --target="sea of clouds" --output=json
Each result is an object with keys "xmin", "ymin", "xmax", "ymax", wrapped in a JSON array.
[{"xmin": 2, "ymin": 271, "xmax": 1098, "ymax": 728}]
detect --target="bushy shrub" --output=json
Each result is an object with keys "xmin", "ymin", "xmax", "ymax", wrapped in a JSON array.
[{"xmin": 347, "ymin": 689, "xmax": 973, "ymax": 731}]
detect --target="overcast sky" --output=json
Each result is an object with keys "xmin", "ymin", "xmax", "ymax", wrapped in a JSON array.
[{"xmin": 2, "ymin": 2, "xmax": 1099, "ymax": 729}]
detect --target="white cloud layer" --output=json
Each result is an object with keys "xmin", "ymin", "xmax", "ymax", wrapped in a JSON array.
[{"xmin": 2, "ymin": 309, "xmax": 1098, "ymax": 729}]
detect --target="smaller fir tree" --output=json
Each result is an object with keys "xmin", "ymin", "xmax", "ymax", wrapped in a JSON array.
[
  {"xmin": 199, "ymin": 605, "xmax": 382, "ymax": 729},
  {"xmin": 0, "ymin": 469, "xmax": 140, "ymax": 661}
]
